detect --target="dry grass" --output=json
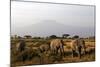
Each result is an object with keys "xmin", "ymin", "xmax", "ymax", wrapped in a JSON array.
[{"xmin": 11, "ymin": 38, "xmax": 95, "ymax": 67}]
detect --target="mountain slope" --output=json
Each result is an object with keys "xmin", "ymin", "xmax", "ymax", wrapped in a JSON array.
[{"xmin": 11, "ymin": 20, "xmax": 95, "ymax": 37}]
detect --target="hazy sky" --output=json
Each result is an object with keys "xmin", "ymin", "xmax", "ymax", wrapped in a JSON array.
[{"xmin": 11, "ymin": 1, "xmax": 95, "ymax": 37}]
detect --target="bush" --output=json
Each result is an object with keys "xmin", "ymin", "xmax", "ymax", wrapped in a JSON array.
[{"xmin": 15, "ymin": 48, "xmax": 41, "ymax": 62}]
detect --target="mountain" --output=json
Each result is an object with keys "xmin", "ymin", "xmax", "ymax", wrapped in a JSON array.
[{"xmin": 11, "ymin": 20, "xmax": 95, "ymax": 37}]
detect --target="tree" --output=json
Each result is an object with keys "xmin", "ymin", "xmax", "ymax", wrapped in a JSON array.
[
  {"xmin": 49, "ymin": 35, "xmax": 57, "ymax": 39},
  {"xmin": 14, "ymin": 35, "xmax": 17, "ymax": 39},
  {"xmin": 33, "ymin": 37, "xmax": 41, "ymax": 39},
  {"xmin": 18, "ymin": 36, "xmax": 22, "ymax": 39},
  {"xmin": 62, "ymin": 34, "xmax": 70, "ymax": 38},
  {"xmin": 73, "ymin": 35, "xmax": 79, "ymax": 39},
  {"xmin": 24, "ymin": 35, "xmax": 32, "ymax": 39}
]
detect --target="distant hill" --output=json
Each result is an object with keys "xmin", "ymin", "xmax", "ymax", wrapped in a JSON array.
[{"xmin": 11, "ymin": 20, "xmax": 95, "ymax": 37}]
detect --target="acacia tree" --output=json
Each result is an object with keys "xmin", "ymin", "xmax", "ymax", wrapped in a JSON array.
[
  {"xmin": 18, "ymin": 36, "xmax": 22, "ymax": 39},
  {"xmin": 49, "ymin": 35, "xmax": 57, "ymax": 39},
  {"xmin": 24, "ymin": 35, "xmax": 32, "ymax": 39},
  {"xmin": 62, "ymin": 34, "xmax": 70, "ymax": 38},
  {"xmin": 73, "ymin": 35, "xmax": 79, "ymax": 39}
]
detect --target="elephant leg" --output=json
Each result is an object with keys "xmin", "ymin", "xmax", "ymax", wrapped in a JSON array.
[
  {"xmin": 62, "ymin": 48, "xmax": 65, "ymax": 57},
  {"xmin": 54, "ymin": 49, "xmax": 57, "ymax": 55},
  {"xmin": 59, "ymin": 48, "xmax": 62, "ymax": 56},
  {"xmin": 78, "ymin": 47, "xmax": 81, "ymax": 59},
  {"xmin": 59, "ymin": 46, "xmax": 64, "ymax": 56},
  {"xmin": 39, "ymin": 55, "xmax": 43, "ymax": 64},
  {"xmin": 72, "ymin": 49, "xmax": 74, "ymax": 58},
  {"xmin": 60, "ymin": 48, "xmax": 64, "ymax": 56},
  {"xmin": 83, "ymin": 47, "xmax": 86, "ymax": 55},
  {"xmin": 51, "ymin": 49, "xmax": 54, "ymax": 55},
  {"xmin": 51, "ymin": 48, "xmax": 54, "ymax": 55},
  {"xmin": 56, "ymin": 49, "xmax": 58, "ymax": 55},
  {"xmin": 52, "ymin": 48, "xmax": 55, "ymax": 55}
]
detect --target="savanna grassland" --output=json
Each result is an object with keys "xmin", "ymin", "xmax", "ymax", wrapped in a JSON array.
[{"xmin": 11, "ymin": 37, "xmax": 95, "ymax": 67}]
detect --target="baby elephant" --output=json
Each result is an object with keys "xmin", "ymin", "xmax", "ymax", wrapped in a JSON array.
[{"xmin": 39, "ymin": 44, "xmax": 50, "ymax": 54}]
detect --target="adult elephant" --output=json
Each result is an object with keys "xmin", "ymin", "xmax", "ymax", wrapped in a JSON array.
[
  {"xmin": 71, "ymin": 38, "xmax": 86, "ymax": 58},
  {"xmin": 50, "ymin": 39, "xmax": 64, "ymax": 56},
  {"xmin": 16, "ymin": 40, "xmax": 26, "ymax": 52}
]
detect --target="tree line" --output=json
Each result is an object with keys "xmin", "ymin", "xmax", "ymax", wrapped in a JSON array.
[{"xmin": 11, "ymin": 34, "xmax": 80, "ymax": 39}]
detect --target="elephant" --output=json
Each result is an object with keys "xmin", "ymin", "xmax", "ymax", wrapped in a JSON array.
[
  {"xmin": 50, "ymin": 39, "xmax": 64, "ymax": 56},
  {"xmin": 71, "ymin": 38, "xmax": 86, "ymax": 58}
]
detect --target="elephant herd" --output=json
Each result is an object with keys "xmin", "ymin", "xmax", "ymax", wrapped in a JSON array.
[
  {"xmin": 50, "ymin": 38, "xmax": 86, "ymax": 58},
  {"xmin": 15, "ymin": 38, "xmax": 86, "ymax": 61}
]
